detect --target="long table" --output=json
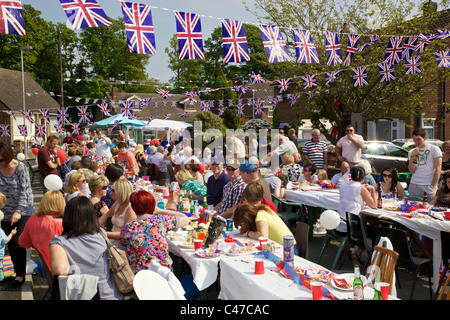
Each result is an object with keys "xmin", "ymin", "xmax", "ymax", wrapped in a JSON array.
[{"xmin": 284, "ymin": 186, "xmax": 450, "ymax": 291}]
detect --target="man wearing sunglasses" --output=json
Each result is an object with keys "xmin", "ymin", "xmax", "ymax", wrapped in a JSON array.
[
  {"xmin": 335, "ymin": 125, "xmax": 365, "ymax": 167},
  {"xmin": 217, "ymin": 159, "xmax": 246, "ymax": 218}
]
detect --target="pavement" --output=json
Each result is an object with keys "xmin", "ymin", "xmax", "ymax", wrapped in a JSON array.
[{"xmin": 0, "ymin": 169, "xmax": 437, "ymax": 301}]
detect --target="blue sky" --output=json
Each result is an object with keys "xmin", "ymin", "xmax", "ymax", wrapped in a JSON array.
[{"xmin": 22, "ymin": 0, "xmax": 261, "ymax": 83}]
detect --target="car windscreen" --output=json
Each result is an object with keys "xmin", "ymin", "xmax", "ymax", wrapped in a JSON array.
[{"xmin": 385, "ymin": 145, "xmax": 408, "ymax": 157}]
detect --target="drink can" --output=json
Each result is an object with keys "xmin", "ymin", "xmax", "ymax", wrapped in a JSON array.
[
  {"xmin": 226, "ymin": 219, "xmax": 233, "ymax": 232},
  {"xmin": 283, "ymin": 235, "xmax": 295, "ymax": 267},
  {"xmin": 267, "ymin": 243, "xmax": 276, "ymax": 254}
]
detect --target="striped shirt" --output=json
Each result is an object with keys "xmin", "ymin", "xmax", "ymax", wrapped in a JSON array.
[
  {"xmin": 302, "ymin": 139, "xmax": 328, "ymax": 169},
  {"xmin": 218, "ymin": 176, "xmax": 247, "ymax": 214}
]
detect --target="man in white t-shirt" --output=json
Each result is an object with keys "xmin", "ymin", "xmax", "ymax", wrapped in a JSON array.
[
  {"xmin": 94, "ymin": 129, "xmax": 112, "ymax": 159},
  {"xmin": 335, "ymin": 125, "xmax": 364, "ymax": 167},
  {"xmin": 408, "ymin": 128, "xmax": 442, "ymax": 199}
]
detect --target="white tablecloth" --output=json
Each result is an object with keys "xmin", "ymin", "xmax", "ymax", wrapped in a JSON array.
[{"xmin": 284, "ymin": 187, "xmax": 340, "ymax": 210}]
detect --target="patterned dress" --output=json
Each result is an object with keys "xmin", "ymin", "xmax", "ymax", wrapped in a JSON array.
[{"xmin": 181, "ymin": 179, "xmax": 207, "ymax": 195}]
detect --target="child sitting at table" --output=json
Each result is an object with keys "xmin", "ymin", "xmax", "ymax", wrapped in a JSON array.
[
  {"xmin": 0, "ymin": 192, "xmax": 17, "ymax": 281},
  {"xmin": 317, "ymin": 169, "xmax": 335, "ymax": 189}
]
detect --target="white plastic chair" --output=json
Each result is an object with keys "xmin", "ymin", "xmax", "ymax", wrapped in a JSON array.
[{"xmin": 133, "ymin": 270, "xmax": 184, "ymax": 300}]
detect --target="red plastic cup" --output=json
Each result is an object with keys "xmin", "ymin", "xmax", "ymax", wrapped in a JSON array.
[
  {"xmin": 197, "ymin": 232, "xmax": 206, "ymax": 241},
  {"xmin": 254, "ymin": 260, "xmax": 265, "ymax": 275},
  {"xmin": 379, "ymin": 282, "xmax": 390, "ymax": 300},
  {"xmin": 310, "ymin": 282, "xmax": 323, "ymax": 300},
  {"xmin": 194, "ymin": 239, "xmax": 203, "ymax": 250},
  {"xmin": 258, "ymin": 237, "xmax": 268, "ymax": 250}
]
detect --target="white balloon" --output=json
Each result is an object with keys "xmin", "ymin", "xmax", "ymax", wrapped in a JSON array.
[
  {"xmin": 17, "ymin": 153, "xmax": 26, "ymax": 161},
  {"xmin": 320, "ymin": 210, "xmax": 341, "ymax": 230},
  {"xmin": 44, "ymin": 174, "xmax": 63, "ymax": 191}
]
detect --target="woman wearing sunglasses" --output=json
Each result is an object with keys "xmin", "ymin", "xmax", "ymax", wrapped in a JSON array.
[
  {"xmin": 65, "ymin": 172, "xmax": 88, "ymax": 202},
  {"xmin": 379, "ymin": 167, "xmax": 407, "ymax": 199},
  {"xmin": 88, "ymin": 175, "xmax": 110, "ymax": 226}
]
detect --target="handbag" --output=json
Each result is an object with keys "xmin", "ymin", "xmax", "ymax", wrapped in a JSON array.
[{"xmin": 100, "ymin": 232, "xmax": 135, "ymax": 294}]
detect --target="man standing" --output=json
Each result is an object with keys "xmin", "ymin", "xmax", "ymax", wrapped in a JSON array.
[
  {"xmin": 303, "ymin": 129, "xmax": 328, "ymax": 170},
  {"xmin": 116, "ymin": 141, "xmax": 139, "ymax": 176},
  {"xmin": 217, "ymin": 160, "xmax": 246, "ymax": 218},
  {"xmin": 95, "ymin": 129, "xmax": 112, "ymax": 160},
  {"xmin": 37, "ymin": 135, "xmax": 61, "ymax": 179},
  {"xmin": 335, "ymin": 125, "xmax": 364, "ymax": 167},
  {"xmin": 206, "ymin": 156, "xmax": 230, "ymax": 207},
  {"xmin": 62, "ymin": 132, "xmax": 75, "ymax": 148},
  {"xmin": 288, "ymin": 128, "xmax": 298, "ymax": 147},
  {"xmin": 264, "ymin": 134, "xmax": 298, "ymax": 163},
  {"xmin": 408, "ymin": 128, "xmax": 442, "ymax": 199}
]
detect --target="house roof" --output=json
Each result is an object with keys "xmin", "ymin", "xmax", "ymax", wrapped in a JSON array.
[{"xmin": 0, "ymin": 68, "xmax": 61, "ymax": 112}]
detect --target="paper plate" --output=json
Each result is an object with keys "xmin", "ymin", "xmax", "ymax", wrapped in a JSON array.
[
  {"xmin": 225, "ymin": 247, "xmax": 258, "ymax": 256},
  {"xmin": 195, "ymin": 248, "xmax": 222, "ymax": 258},
  {"xmin": 331, "ymin": 273, "xmax": 367, "ymax": 291},
  {"xmin": 178, "ymin": 243, "xmax": 195, "ymax": 249}
]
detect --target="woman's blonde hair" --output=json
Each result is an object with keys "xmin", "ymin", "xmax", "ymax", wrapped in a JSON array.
[
  {"xmin": 113, "ymin": 179, "xmax": 133, "ymax": 205},
  {"xmin": 317, "ymin": 169, "xmax": 328, "ymax": 181},
  {"xmin": 37, "ymin": 190, "xmax": 65, "ymax": 217},
  {"xmin": 111, "ymin": 146, "xmax": 119, "ymax": 156},
  {"xmin": 282, "ymin": 153, "xmax": 294, "ymax": 165},
  {"xmin": 89, "ymin": 175, "xmax": 109, "ymax": 194},
  {"xmin": 175, "ymin": 169, "xmax": 193, "ymax": 185},
  {"xmin": 67, "ymin": 172, "xmax": 85, "ymax": 194},
  {"xmin": 134, "ymin": 144, "xmax": 144, "ymax": 156}
]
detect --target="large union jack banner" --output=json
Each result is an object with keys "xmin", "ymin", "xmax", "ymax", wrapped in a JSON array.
[
  {"xmin": 292, "ymin": 29, "xmax": 319, "ymax": 64},
  {"xmin": 324, "ymin": 31, "xmax": 342, "ymax": 65},
  {"xmin": 175, "ymin": 11, "xmax": 204, "ymax": 60},
  {"xmin": 259, "ymin": 25, "xmax": 291, "ymax": 63},
  {"xmin": 57, "ymin": 107, "xmax": 70, "ymax": 124},
  {"xmin": 343, "ymin": 34, "xmax": 361, "ymax": 66},
  {"xmin": 221, "ymin": 19, "xmax": 249, "ymax": 63},
  {"xmin": 35, "ymin": 124, "xmax": 46, "ymax": 137},
  {"xmin": 39, "ymin": 108, "xmax": 50, "ymax": 125},
  {"xmin": 77, "ymin": 105, "xmax": 90, "ymax": 123},
  {"xmin": 121, "ymin": 101, "xmax": 134, "ymax": 118},
  {"xmin": 301, "ymin": 74, "xmax": 317, "ymax": 89},
  {"xmin": 384, "ymin": 36, "xmax": 403, "ymax": 65},
  {"xmin": 276, "ymin": 78, "xmax": 290, "ymax": 93},
  {"xmin": 121, "ymin": 1, "xmax": 156, "ymax": 55},
  {"xmin": 0, "ymin": 0, "xmax": 25, "ymax": 35},
  {"xmin": 59, "ymin": 0, "xmax": 112, "ymax": 30},
  {"xmin": 378, "ymin": 62, "xmax": 395, "ymax": 82},
  {"xmin": 156, "ymin": 88, "xmax": 173, "ymax": 99},
  {"xmin": 352, "ymin": 66, "xmax": 368, "ymax": 87},
  {"xmin": 17, "ymin": 124, "xmax": 27, "ymax": 137}
]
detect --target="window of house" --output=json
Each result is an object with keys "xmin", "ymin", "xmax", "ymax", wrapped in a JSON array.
[{"xmin": 421, "ymin": 117, "xmax": 435, "ymax": 139}]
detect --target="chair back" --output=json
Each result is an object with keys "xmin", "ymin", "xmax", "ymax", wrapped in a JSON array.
[
  {"xmin": 441, "ymin": 231, "xmax": 450, "ymax": 269},
  {"xmin": 133, "ymin": 270, "xmax": 181, "ymax": 300},
  {"xmin": 372, "ymin": 226, "xmax": 413, "ymax": 268},
  {"xmin": 366, "ymin": 245, "xmax": 399, "ymax": 293},
  {"xmin": 346, "ymin": 212, "xmax": 372, "ymax": 252},
  {"xmin": 294, "ymin": 221, "xmax": 309, "ymax": 259}
]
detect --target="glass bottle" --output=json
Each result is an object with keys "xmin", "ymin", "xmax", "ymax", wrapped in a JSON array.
[
  {"xmin": 373, "ymin": 280, "xmax": 382, "ymax": 300},
  {"xmin": 377, "ymin": 183, "xmax": 383, "ymax": 209},
  {"xmin": 353, "ymin": 265, "xmax": 364, "ymax": 300}
]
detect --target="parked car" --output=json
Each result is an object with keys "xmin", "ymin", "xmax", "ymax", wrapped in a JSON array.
[
  {"xmin": 392, "ymin": 138, "xmax": 443, "ymax": 149},
  {"xmin": 361, "ymin": 141, "xmax": 409, "ymax": 174}
]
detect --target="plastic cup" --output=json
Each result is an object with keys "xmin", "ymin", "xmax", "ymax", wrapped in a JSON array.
[
  {"xmin": 258, "ymin": 237, "xmax": 268, "ymax": 250},
  {"xmin": 194, "ymin": 239, "xmax": 203, "ymax": 250},
  {"xmin": 254, "ymin": 260, "xmax": 265, "ymax": 275},
  {"xmin": 197, "ymin": 232, "xmax": 206, "ymax": 241},
  {"xmin": 379, "ymin": 282, "xmax": 390, "ymax": 300},
  {"xmin": 310, "ymin": 282, "xmax": 323, "ymax": 300}
]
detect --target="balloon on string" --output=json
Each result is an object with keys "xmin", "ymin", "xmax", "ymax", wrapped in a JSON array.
[
  {"xmin": 56, "ymin": 148, "xmax": 67, "ymax": 163},
  {"xmin": 44, "ymin": 174, "xmax": 63, "ymax": 191},
  {"xmin": 198, "ymin": 162, "xmax": 205, "ymax": 174},
  {"xmin": 319, "ymin": 210, "xmax": 341, "ymax": 230},
  {"xmin": 16, "ymin": 153, "xmax": 26, "ymax": 161},
  {"xmin": 32, "ymin": 148, "xmax": 39, "ymax": 155}
]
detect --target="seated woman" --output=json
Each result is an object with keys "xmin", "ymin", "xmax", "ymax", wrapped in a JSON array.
[
  {"xmin": 337, "ymin": 166, "xmax": 377, "ymax": 264},
  {"xmin": 298, "ymin": 163, "xmax": 319, "ymax": 185},
  {"xmin": 280, "ymin": 153, "xmax": 303, "ymax": 182},
  {"xmin": 19, "ymin": 190, "xmax": 64, "ymax": 273},
  {"xmin": 184, "ymin": 159, "xmax": 204, "ymax": 184},
  {"xmin": 99, "ymin": 179, "xmax": 136, "ymax": 246},
  {"xmin": 49, "ymin": 197, "xmax": 123, "ymax": 300},
  {"xmin": 233, "ymin": 202, "xmax": 295, "ymax": 246},
  {"xmin": 379, "ymin": 167, "xmax": 407, "ymax": 199},
  {"xmin": 175, "ymin": 169, "xmax": 207, "ymax": 196},
  {"xmin": 88, "ymin": 175, "xmax": 110, "ymax": 226},
  {"xmin": 430, "ymin": 172, "xmax": 450, "ymax": 207},
  {"xmin": 119, "ymin": 190, "xmax": 189, "ymax": 273},
  {"xmin": 65, "ymin": 172, "xmax": 88, "ymax": 202},
  {"xmin": 101, "ymin": 163, "xmax": 124, "ymax": 209}
]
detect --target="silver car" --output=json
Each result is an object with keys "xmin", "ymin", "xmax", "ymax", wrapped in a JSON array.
[{"xmin": 361, "ymin": 141, "xmax": 409, "ymax": 174}]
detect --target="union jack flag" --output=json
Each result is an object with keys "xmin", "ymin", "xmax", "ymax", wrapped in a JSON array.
[
  {"xmin": 384, "ymin": 36, "xmax": 403, "ymax": 65},
  {"xmin": 39, "ymin": 108, "xmax": 50, "ymax": 125},
  {"xmin": 343, "ymin": 34, "xmax": 361, "ymax": 66},
  {"xmin": 156, "ymin": 88, "xmax": 173, "ymax": 99},
  {"xmin": 71, "ymin": 123, "xmax": 80, "ymax": 135},
  {"xmin": 414, "ymin": 36, "xmax": 432, "ymax": 53},
  {"xmin": 326, "ymin": 71, "xmax": 340, "ymax": 84},
  {"xmin": 276, "ymin": 78, "xmax": 290, "ymax": 93},
  {"xmin": 267, "ymin": 96, "xmax": 277, "ymax": 110},
  {"xmin": 4, "ymin": 110, "xmax": 16, "ymax": 120},
  {"xmin": 246, "ymin": 98, "xmax": 253, "ymax": 106},
  {"xmin": 139, "ymin": 98, "xmax": 151, "ymax": 110},
  {"xmin": 57, "ymin": 107, "xmax": 69, "ymax": 124},
  {"xmin": 147, "ymin": 116, "xmax": 155, "ymax": 123},
  {"xmin": 77, "ymin": 105, "xmax": 90, "ymax": 123},
  {"xmin": 221, "ymin": 18, "xmax": 250, "ymax": 63},
  {"xmin": 292, "ymin": 29, "xmax": 319, "ymax": 64},
  {"xmin": 129, "ymin": 113, "xmax": 138, "ymax": 120},
  {"xmin": 405, "ymin": 56, "xmax": 421, "ymax": 74},
  {"xmin": 435, "ymin": 50, "xmax": 450, "ymax": 68},
  {"xmin": 97, "ymin": 103, "xmax": 112, "ymax": 116},
  {"xmin": 287, "ymin": 94, "xmax": 299, "ymax": 106},
  {"xmin": 163, "ymin": 114, "xmax": 171, "ymax": 120},
  {"xmin": 306, "ymin": 91, "xmax": 316, "ymax": 100},
  {"xmin": 54, "ymin": 124, "xmax": 64, "ymax": 134},
  {"xmin": 254, "ymin": 98, "xmax": 264, "ymax": 115},
  {"xmin": 324, "ymin": 31, "xmax": 342, "ymax": 65},
  {"xmin": 302, "ymin": 74, "xmax": 317, "ymax": 89},
  {"xmin": 436, "ymin": 29, "xmax": 450, "ymax": 39},
  {"xmin": 0, "ymin": 124, "xmax": 10, "ymax": 137},
  {"xmin": 59, "ymin": 0, "xmax": 111, "ymax": 30},
  {"xmin": 352, "ymin": 66, "xmax": 368, "ymax": 87},
  {"xmin": 180, "ymin": 111, "xmax": 189, "ymax": 118},
  {"xmin": 121, "ymin": 101, "xmax": 134, "ymax": 118},
  {"xmin": 153, "ymin": 101, "xmax": 159, "ymax": 108},
  {"xmin": 162, "ymin": 101, "xmax": 168, "ymax": 108},
  {"xmin": 231, "ymin": 85, "xmax": 249, "ymax": 94},
  {"xmin": 21, "ymin": 110, "xmax": 34, "ymax": 124},
  {"xmin": 186, "ymin": 91, "xmax": 196, "ymax": 100},
  {"xmin": 401, "ymin": 36, "xmax": 419, "ymax": 61},
  {"xmin": 17, "ymin": 124, "xmax": 27, "ymax": 137},
  {"xmin": 0, "ymin": 0, "xmax": 25, "ymax": 35},
  {"xmin": 378, "ymin": 62, "xmax": 395, "ymax": 82},
  {"xmin": 218, "ymin": 107, "xmax": 226, "ymax": 116},
  {"xmin": 171, "ymin": 101, "xmax": 177, "ymax": 107},
  {"xmin": 175, "ymin": 11, "xmax": 204, "ymax": 60},
  {"xmin": 218, "ymin": 100, "xmax": 224, "ymax": 107},
  {"xmin": 259, "ymin": 25, "xmax": 291, "ymax": 63},
  {"xmin": 35, "ymin": 124, "xmax": 46, "ymax": 137},
  {"xmin": 250, "ymin": 74, "xmax": 265, "ymax": 84},
  {"xmin": 121, "ymin": 1, "xmax": 156, "ymax": 55},
  {"xmin": 356, "ymin": 35, "xmax": 381, "ymax": 52},
  {"xmin": 112, "ymin": 120, "xmax": 121, "ymax": 129},
  {"xmin": 236, "ymin": 104, "xmax": 244, "ymax": 116},
  {"xmin": 201, "ymin": 101, "xmax": 210, "ymax": 112},
  {"xmin": 228, "ymin": 99, "xmax": 234, "ymax": 107}
]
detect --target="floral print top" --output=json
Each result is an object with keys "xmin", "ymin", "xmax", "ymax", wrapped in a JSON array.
[
  {"xmin": 181, "ymin": 179, "xmax": 207, "ymax": 195},
  {"xmin": 280, "ymin": 164, "xmax": 303, "ymax": 182},
  {"xmin": 119, "ymin": 214, "xmax": 180, "ymax": 273}
]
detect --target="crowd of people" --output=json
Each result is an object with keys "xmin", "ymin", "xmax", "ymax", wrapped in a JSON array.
[{"xmin": 0, "ymin": 124, "xmax": 447, "ymax": 299}]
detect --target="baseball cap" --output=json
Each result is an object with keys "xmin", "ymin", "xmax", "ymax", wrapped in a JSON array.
[
  {"xmin": 239, "ymin": 161, "xmax": 257, "ymax": 173},
  {"xmin": 211, "ymin": 154, "xmax": 225, "ymax": 164},
  {"xmin": 226, "ymin": 159, "xmax": 240, "ymax": 169}
]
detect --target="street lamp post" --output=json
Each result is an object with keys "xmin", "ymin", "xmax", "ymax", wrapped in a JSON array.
[{"xmin": 20, "ymin": 46, "xmax": 33, "ymax": 153}]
